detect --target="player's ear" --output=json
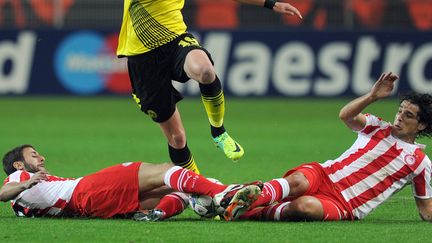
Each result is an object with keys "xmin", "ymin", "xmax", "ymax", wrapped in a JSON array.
[
  {"xmin": 418, "ymin": 122, "xmax": 426, "ymax": 132},
  {"xmin": 13, "ymin": 161, "xmax": 25, "ymax": 170}
]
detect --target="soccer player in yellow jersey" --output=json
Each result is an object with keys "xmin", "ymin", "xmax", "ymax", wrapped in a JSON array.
[{"xmin": 117, "ymin": 0, "xmax": 302, "ymax": 173}]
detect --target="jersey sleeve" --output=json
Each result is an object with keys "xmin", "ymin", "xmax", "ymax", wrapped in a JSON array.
[
  {"xmin": 3, "ymin": 170, "xmax": 31, "ymax": 185},
  {"xmin": 358, "ymin": 114, "xmax": 388, "ymax": 135},
  {"xmin": 412, "ymin": 156, "xmax": 432, "ymax": 199}
]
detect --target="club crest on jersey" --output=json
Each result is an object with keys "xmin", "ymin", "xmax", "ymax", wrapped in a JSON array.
[{"xmin": 404, "ymin": 154, "xmax": 416, "ymax": 165}]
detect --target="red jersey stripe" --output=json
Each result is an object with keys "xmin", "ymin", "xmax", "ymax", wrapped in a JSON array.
[
  {"xmin": 412, "ymin": 149, "xmax": 427, "ymax": 196},
  {"xmin": 52, "ymin": 199, "xmax": 68, "ymax": 208},
  {"xmin": 413, "ymin": 169, "xmax": 426, "ymax": 196},
  {"xmin": 323, "ymin": 127, "xmax": 392, "ymax": 175},
  {"xmin": 362, "ymin": 125, "xmax": 381, "ymax": 135},
  {"xmin": 19, "ymin": 171, "xmax": 30, "ymax": 182},
  {"xmin": 336, "ymin": 144, "xmax": 402, "ymax": 191},
  {"xmin": 349, "ymin": 164, "xmax": 413, "ymax": 209}
]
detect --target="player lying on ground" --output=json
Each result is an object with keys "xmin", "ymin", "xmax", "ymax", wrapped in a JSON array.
[
  {"xmin": 108, "ymin": 72, "xmax": 432, "ymax": 222},
  {"xmin": 231, "ymin": 72, "xmax": 432, "ymax": 222},
  {"xmin": 124, "ymin": 72, "xmax": 432, "ymax": 222},
  {"xmin": 0, "ymin": 145, "xmax": 261, "ymax": 220}
]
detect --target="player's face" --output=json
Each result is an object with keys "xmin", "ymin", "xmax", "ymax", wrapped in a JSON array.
[
  {"xmin": 21, "ymin": 147, "xmax": 46, "ymax": 173},
  {"xmin": 392, "ymin": 100, "xmax": 425, "ymax": 143}
]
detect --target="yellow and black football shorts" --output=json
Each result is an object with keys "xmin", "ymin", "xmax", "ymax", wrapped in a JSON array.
[{"xmin": 127, "ymin": 33, "xmax": 214, "ymax": 123}]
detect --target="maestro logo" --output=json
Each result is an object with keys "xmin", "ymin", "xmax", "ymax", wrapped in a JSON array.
[{"xmin": 55, "ymin": 31, "xmax": 130, "ymax": 94}]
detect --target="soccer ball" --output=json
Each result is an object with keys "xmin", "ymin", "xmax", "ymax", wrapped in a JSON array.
[
  {"xmin": 189, "ymin": 194, "xmax": 218, "ymax": 218},
  {"xmin": 189, "ymin": 178, "xmax": 224, "ymax": 218}
]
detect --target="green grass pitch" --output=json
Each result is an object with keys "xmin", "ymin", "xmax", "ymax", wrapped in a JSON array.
[{"xmin": 0, "ymin": 97, "xmax": 431, "ymax": 242}]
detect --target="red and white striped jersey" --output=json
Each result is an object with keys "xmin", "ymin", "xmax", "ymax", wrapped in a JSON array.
[
  {"xmin": 321, "ymin": 114, "xmax": 432, "ymax": 219},
  {"xmin": 3, "ymin": 170, "xmax": 81, "ymax": 217}
]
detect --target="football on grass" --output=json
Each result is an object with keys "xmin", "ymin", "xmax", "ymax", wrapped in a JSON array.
[{"xmin": 189, "ymin": 178, "xmax": 224, "ymax": 218}]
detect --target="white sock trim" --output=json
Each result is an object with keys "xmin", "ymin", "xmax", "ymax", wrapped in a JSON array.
[
  {"xmin": 168, "ymin": 192, "xmax": 190, "ymax": 208},
  {"xmin": 265, "ymin": 204, "xmax": 277, "ymax": 220},
  {"xmin": 275, "ymin": 178, "xmax": 290, "ymax": 199},
  {"xmin": 163, "ymin": 166, "xmax": 183, "ymax": 189},
  {"xmin": 274, "ymin": 201, "xmax": 291, "ymax": 221}
]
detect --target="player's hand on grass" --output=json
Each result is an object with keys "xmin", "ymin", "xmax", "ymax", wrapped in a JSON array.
[
  {"xmin": 370, "ymin": 72, "xmax": 399, "ymax": 100},
  {"xmin": 25, "ymin": 171, "xmax": 48, "ymax": 189}
]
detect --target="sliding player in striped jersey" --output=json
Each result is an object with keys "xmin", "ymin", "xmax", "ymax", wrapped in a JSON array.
[
  {"xmin": 227, "ymin": 72, "xmax": 432, "ymax": 222},
  {"xmin": 0, "ymin": 144, "xmax": 262, "ymax": 219},
  {"xmin": 117, "ymin": 0, "xmax": 302, "ymax": 173}
]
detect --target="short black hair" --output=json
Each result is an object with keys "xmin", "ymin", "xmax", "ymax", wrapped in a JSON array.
[
  {"xmin": 400, "ymin": 92, "xmax": 432, "ymax": 138},
  {"xmin": 2, "ymin": 144, "xmax": 34, "ymax": 176}
]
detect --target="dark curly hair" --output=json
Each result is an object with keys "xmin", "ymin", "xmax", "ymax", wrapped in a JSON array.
[
  {"xmin": 2, "ymin": 144, "xmax": 34, "ymax": 176},
  {"xmin": 400, "ymin": 92, "xmax": 432, "ymax": 138}
]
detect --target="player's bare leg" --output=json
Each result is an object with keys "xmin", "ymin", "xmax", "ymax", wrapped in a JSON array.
[
  {"xmin": 159, "ymin": 109, "xmax": 200, "ymax": 173},
  {"xmin": 138, "ymin": 185, "xmax": 174, "ymax": 210},
  {"xmin": 184, "ymin": 49, "xmax": 244, "ymax": 162},
  {"xmin": 137, "ymin": 162, "xmax": 174, "ymax": 194},
  {"xmin": 280, "ymin": 196, "xmax": 324, "ymax": 221}
]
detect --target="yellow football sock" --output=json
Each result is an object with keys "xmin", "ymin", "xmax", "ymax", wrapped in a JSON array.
[
  {"xmin": 201, "ymin": 91, "xmax": 225, "ymax": 128},
  {"xmin": 182, "ymin": 156, "xmax": 200, "ymax": 174}
]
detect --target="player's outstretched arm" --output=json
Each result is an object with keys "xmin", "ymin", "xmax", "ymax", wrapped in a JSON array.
[
  {"xmin": 0, "ymin": 171, "xmax": 47, "ymax": 202},
  {"xmin": 235, "ymin": 0, "xmax": 302, "ymax": 19},
  {"xmin": 339, "ymin": 72, "xmax": 399, "ymax": 131},
  {"xmin": 415, "ymin": 198, "xmax": 432, "ymax": 222}
]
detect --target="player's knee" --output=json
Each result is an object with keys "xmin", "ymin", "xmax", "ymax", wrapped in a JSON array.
[
  {"xmin": 202, "ymin": 66, "xmax": 216, "ymax": 83},
  {"xmin": 170, "ymin": 131, "xmax": 187, "ymax": 148},
  {"xmin": 292, "ymin": 200, "xmax": 316, "ymax": 215},
  {"xmin": 287, "ymin": 197, "xmax": 323, "ymax": 221},
  {"xmin": 286, "ymin": 173, "xmax": 309, "ymax": 196},
  {"xmin": 196, "ymin": 65, "xmax": 215, "ymax": 84}
]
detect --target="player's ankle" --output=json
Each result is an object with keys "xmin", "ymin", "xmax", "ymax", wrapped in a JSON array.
[{"xmin": 211, "ymin": 125, "xmax": 226, "ymax": 138}]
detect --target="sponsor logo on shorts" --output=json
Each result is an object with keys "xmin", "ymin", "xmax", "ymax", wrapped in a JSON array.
[
  {"xmin": 178, "ymin": 36, "xmax": 200, "ymax": 48},
  {"xmin": 147, "ymin": 110, "xmax": 158, "ymax": 119},
  {"xmin": 122, "ymin": 162, "xmax": 133, "ymax": 167}
]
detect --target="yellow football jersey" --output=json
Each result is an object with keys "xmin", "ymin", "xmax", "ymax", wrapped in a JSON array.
[{"xmin": 117, "ymin": 0, "xmax": 187, "ymax": 57}]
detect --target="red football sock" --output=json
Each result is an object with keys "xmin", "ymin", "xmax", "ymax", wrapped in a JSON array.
[
  {"xmin": 251, "ymin": 178, "xmax": 290, "ymax": 208},
  {"xmin": 155, "ymin": 192, "xmax": 189, "ymax": 219},
  {"xmin": 245, "ymin": 202, "xmax": 290, "ymax": 221},
  {"xmin": 239, "ymin": 207, "xmax": 265, "ymax": 220},
  {"xmin": 164, "ymin": 166, "xmax": 227, "ymax": 197}
]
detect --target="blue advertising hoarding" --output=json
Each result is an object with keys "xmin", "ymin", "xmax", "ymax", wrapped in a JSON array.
[{"xmin": 0, "ymin": 30, "xmax": 431, "ymax": 96}]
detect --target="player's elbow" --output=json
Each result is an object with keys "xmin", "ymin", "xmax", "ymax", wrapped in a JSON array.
[
  {"xmin": 338, "ymin": 110, "xmax": 351, "ymax": 122},
  {"xmin": 419, "ymin": 212, "xmax": 432, "ymax": 223},
  {"xmin": 0, "ymin": 190, "xmax": 9, "ymax": 202},
  {"xmin": 0, "ymin": 187, "xmax": 16, "ymax": 202}
]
